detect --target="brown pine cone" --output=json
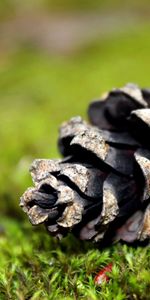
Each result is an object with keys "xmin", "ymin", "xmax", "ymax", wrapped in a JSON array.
[{"xmin": 20, "ymin": 83, "xmax": 150, "ymax": 244}]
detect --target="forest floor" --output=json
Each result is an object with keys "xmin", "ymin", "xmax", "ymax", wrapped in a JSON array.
[{"xmin": 0, "ymin": 15, "xmax": 150, "ymax": 300}]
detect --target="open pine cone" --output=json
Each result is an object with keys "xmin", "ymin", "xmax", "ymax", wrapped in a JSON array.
[{"xmin": 20, "ymin": 83, "xmax": 150, "ymax": 244}]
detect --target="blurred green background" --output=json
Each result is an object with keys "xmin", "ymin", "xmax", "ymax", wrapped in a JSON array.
[
  {"xmin": 0, "ymin": 0, "xmax": 150, "ymax": 218},
  {"xmin": 1, "ymin": 2, "xmax": 150, "ymax": 299}
]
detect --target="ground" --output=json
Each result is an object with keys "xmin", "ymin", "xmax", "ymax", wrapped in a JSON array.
[
  {"xmin": 1, "ymin": 20, "xmax": 150, "ymax": 299},
  {"xmin": 1, "ymin": 218, "xmax": 150, "ymax": 299}
]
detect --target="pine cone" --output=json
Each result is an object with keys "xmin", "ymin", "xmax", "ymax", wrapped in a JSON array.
[{"xmin": 20, "ymin": 84, "xmax": 150, "ymax": 244}]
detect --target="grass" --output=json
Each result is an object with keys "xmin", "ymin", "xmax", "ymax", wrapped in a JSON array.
[
  {"xmin": 1, "ymin": 218, "xmax": 150, "ymax": 299},
  {"xmin": 0, "ymin": 218, "xmax": 149, "ymax": 300},
  {"xmin": 1, "ymin": 21, "xmax": 150, "ymax": 299}
]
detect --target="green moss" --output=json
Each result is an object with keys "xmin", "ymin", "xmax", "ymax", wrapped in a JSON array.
[{"xmin": 1, "ymin": 218, "xmax": 150, "ymax": 299}]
